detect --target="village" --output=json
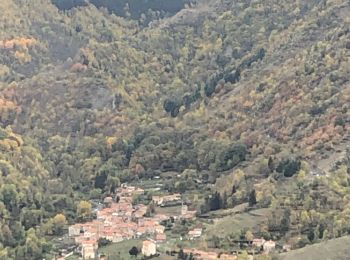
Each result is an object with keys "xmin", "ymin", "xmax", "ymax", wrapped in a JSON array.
[{"xmin": 58, "ymin": 184, "xmax": 282, "ymax": 260}]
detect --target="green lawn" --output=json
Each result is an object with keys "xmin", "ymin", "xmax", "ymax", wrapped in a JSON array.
[
  {"xmin": 155, "ymin": 255, "xmax": 177, "ymax": 260},
  {"xmin": 156, "ymin": 205, "xmax": 181, "ymax": 216},
  {"xmin": 98, "ymin": 239, "xmax": 142, "ymax": 260},
  {"xmin": 65, "ymin": 255, "xmax": 80, "ymax": 260},
  {"xmin": 204, "ymin": 208, "xmax": 270, "ymax": 238},
  {"xmin": 203, "ymin": 203, "xmax": 248, "ymax": 218}
]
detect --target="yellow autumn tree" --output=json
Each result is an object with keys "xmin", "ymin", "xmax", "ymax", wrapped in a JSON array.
[
  {"xmin": 52, "ymin": 213, "xmax": 67, "ymax": 235},
  {"xmin": 77, "ymin": 200, "xmax": 92, "ymax": 222}
]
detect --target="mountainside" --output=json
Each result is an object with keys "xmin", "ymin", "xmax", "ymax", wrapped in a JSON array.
[
  {"xmin": 279, "ymin": 235, "xmax": 350, "ymax": 260},
  {"xmin": 0, "ymin": 0, "xmax": 350, "ymax": 259}
]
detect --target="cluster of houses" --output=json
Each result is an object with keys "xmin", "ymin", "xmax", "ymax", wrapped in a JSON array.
[
  {"xmin": 65, "ymin": 183, "xmax": 281, "ymax": 260},
  {"xmin": 68, "ymin": 185, "xmax": 173, "ymax": 259},
  {"xmin": 152, "ymin": 193, "xmax": 182, "ymax": 207},
  {"xmin": 67, "ymin": 185, "xmax": 201, "ymax": 259},
  {"xmin": 179, "ymin": 238, "xmax": 277, "ymax": 260},
  {"xmin": 252, "ymin": 238, "xmax": 276, "ymax": 253},
  {"xmin": 188, "ymin": 228, "xmax": 203, "ymax": 240}
]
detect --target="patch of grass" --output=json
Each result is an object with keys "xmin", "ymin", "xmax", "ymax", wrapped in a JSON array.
[
  {"xmin": 154, "ymin": 254, "xmax": 177, "ymax": 260},
  {"xmin": 156, "ymin": 205, "xmax": 182, "ymax": 216},
  {"xmin": 65, "ymin": 255, "xmax": 80, "ymax": 260},
  {"xmin": 98, "ymin": 239, "xmax": 142, "ymax": 260},
  {"xmin": 204, "ymin": 208, "xmax": 270, "ymax": 238},
  {"xmin": 133, "ymin": 179, "xmax": 164, "ymax": 190},
  {"xmin": 204, "ymin": 203, "xmax": 248, "ymax": 218},
  {"xmin": 278, "ymin": 236, "xmax": 350, "ymax": 260}
]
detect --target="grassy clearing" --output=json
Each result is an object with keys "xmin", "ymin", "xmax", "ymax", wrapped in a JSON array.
[
  {"xmin": 156, "ymin": 205, "xmax": 182, "ymax": 216},
  {"xmin": 98, "ymin": 239, "xmax": 142, "ymax": 260},
  {"xmin": 204, "ymin": 208, "xmax": 270, "ymax": 238},
  {"xmin": 204, "ymin": 203, "xmax": 249, "ymax": 218},
  {"xmin": 65, "ymin": 255, "xmax": 80, "ymax": 260},
  {"xmin": 155, "ymin": 255, "xmax": 177, "ymax": 260},
  {"xmin": 278, "ymin": 236, "xmax": 350, "ymax": 260}
]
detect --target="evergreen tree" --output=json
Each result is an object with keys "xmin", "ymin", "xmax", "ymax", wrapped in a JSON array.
[
  {"xmin": 248, "ymin": 189, "xmax": 257, "ymax": 206},
  {"xmin": 268, "ymin": 156, "xmax": 274, "ymax": 172},
  {"xmin": 210, "ymin": 192, "xmax": 222, "ymax": 211},
  {"xmin": 222, "ymin": 192, "xmax": 228, "ymax": 209},
  {"xmin": 178, "ymin": 249, "xmax": 185, "ymax": 260},
  {"xmin": 281, "ymin": 209, "xmax": 291, "ymax": 231},
  {"xmin": 232, "ymin": 185, "xmax": 237, "ymax": 194},
  {"xmin": 129, "ymin": 246, "xmax": 139, "ymax": 257}
]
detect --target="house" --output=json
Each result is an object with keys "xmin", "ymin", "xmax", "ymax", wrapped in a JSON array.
[
  {"xmin": 118, "ymin": 185, "xmax": 144, "ymax": 197},
  {"xmin": 103, "ymin": 197, "xmax": 113, "ymax": 207},
  {"xmin": 102, "ymin": 229, "xmax": 115, "ymax": 242},
  {"xmin": 181, "ymin": 205, "xmax": 188, "ymax": 215},
  {"xmin": 142, "ymin": 240, "xmax": 157, "ymax": 257},
  {"xmin": 82, "ymin": 245, "xmax": 96, "ymax": 260},
  {"xmin": 155, "ymin": 233, "xmax": 166, "ymax": 243},
  {"xmin": 153, "ymin": 214, "xmax": 170, "ymax": 223},
  {"xmin": 263, "ymin": 240, "xmax": 276, "ymax": 253},
  {"xmin": 133, "ymin": 204, "xmax": 147, "ymax": 218},
  {"xmin": 68, "ymin": 224, "xmax": 82, "ymax": 237},
  {"xmin": 152, "ymin": 194, "xmax": 181, "ymax": 206},
  {"xmin": 113, "ymin": 233, "xmax": 124, "ymax": 243},
  {"xmin": 252, "ymin": 238, "xmax": 266, "ymax": 248},
  {"xmin": 283, "ymin": 244, "xmax": 292, "ymax": 252},
  {"xmin": 83, "ymin": 228, "xmax": 98, "ymax": 240},
  {"xmin": 81, "ymin": 240, "xmax": 98, "ymax": 260},
  {"xmin": 152, "ymin": 196, "xmax": 163, "ymax": 206},
  {"xmin": 136, "ymin": 226, "xmax": 147, "ymax": 237},
  {"xmin": 181, "ymin": 204, "xmax": 197, "ymax": 219},
  {"xmin": 155, "ymin": 225, "xmax": 165, "ymax": 234},
  {"xmin": 188, "ymin": 228, "xmax": 202, "ymax": 240}
]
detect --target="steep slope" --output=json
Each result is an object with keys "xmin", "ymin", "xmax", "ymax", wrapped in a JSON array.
[
  {"xmin": 0, "ymin": 126, "xmax": 54, "ymax": 259},
  {"xmin": 0, "ymin": 0, "xmax": 350, "ymax": 258},
  {"xmin": 279, "ymin": 235, "xmax": 350, "ymax": 260}
]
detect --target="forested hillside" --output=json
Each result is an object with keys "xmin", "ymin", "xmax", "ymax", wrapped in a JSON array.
[{"xmin": 0, "ymin": 0, "xmax": 349, "ymax": 258}]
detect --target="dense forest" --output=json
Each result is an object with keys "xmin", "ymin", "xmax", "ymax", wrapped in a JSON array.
[
  {"xmin": 0, "ymin": 0, "xmax": 349, "ymax": 259},
  {"xmin": 52, "ymin": 0, "xmax": 191, "ymax": 20}
]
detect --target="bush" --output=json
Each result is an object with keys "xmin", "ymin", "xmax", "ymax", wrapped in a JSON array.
[
  {"xmin": 276, "ymin": 158, "xmax": 301, "ymax": 177},
  {"xmin": 129, "ymin": 246, "xmax": 139, "ymax": 257},
  {"xmin": 163, "ymin": 98, "xmax": 181, "ymax": 117},
  {"xmin": 98, "ymin": 238, "xmax": 112, "ymax": 248},
  {"xmin": 215, "ymin": 143, "xmax": 247, "ymax": 171}
]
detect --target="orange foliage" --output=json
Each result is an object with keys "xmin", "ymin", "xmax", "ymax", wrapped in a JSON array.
[
  {"xmin": 14, "ymin": 51, "xmax": 31, "ymax": 62},
  {"xmin": 0, "ymin": 98, "xmax": 17, "ymax": 110},
  {"xmin": 303, "ymin": 123, "xmax": 341, "ymax": 147},
  {"xmin": 243, "ymin": 99, "xmax": 254, "ymax": 108},
  {"xmin": 70, "ymin": 63, "xmax": 88, "ymax": 72},
  {"xmin": 0, "ymin": 139, "xmax": 21, "ymax": 152},
  {"xmin": 0, "ymin": 37, "xmax": 37, "ymax": 49}
]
